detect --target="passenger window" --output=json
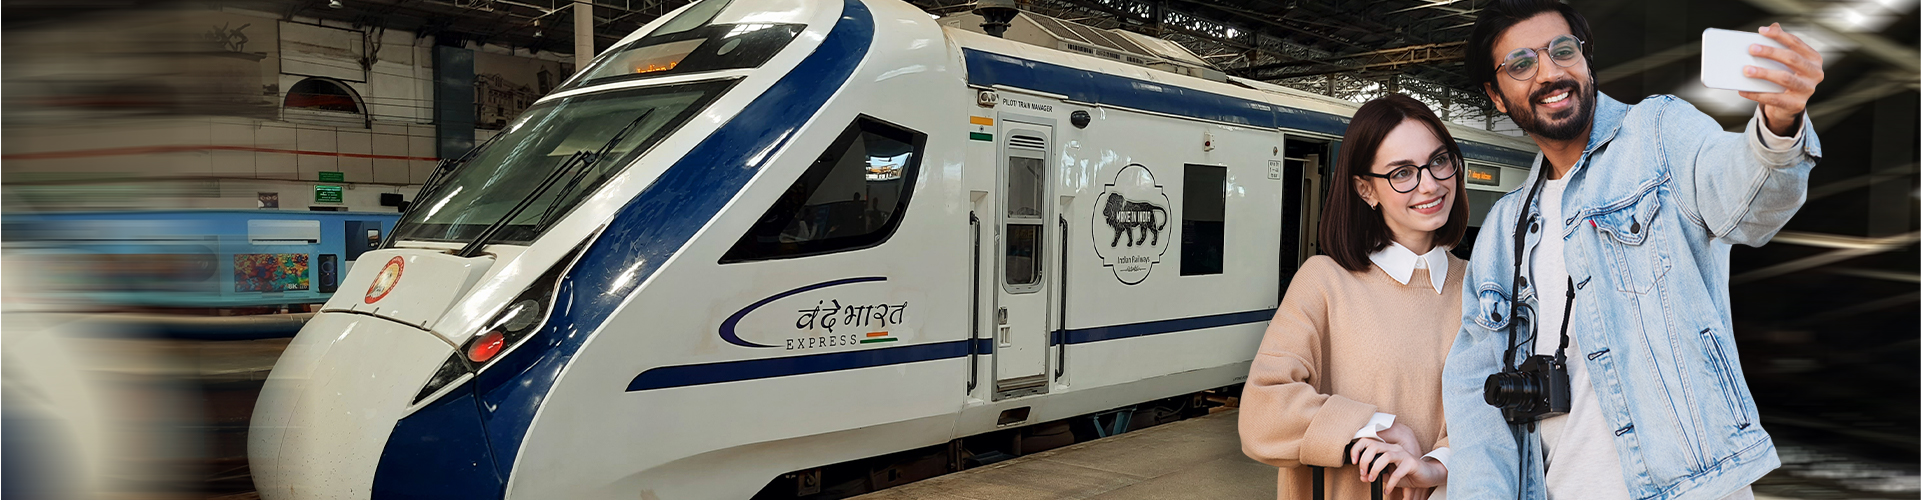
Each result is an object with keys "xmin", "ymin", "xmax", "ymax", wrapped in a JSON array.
[
  {"xmin": 721, "ymin": 116, "xmax": 925, "ymax": 262},
  {"xmin": 1004, "ymin": 224, "xmax": 1041, "ymax": 286},
  {"xmin": 1003, "ymin": 147, "xmax": 1045, "ymax": 291},
  {"xmin": 1181, "ymin": 164, "xmax": 1225, "ymax": 276},
  {"xmin": 1006, "ymin": 157, "xmax": 1044, "ymax": 219}
]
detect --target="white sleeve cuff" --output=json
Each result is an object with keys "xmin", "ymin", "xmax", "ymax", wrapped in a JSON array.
[
  {"xmin": 1751, "ymin": 107, "xmax": 1806, "ymax": 152},
  {"xmin": 1351, "ymin": 412, "xmax": 1396, "ymax": 440},
  {"xmin": 1422, "ymin": 446, "xmax": 1452, "ymax": 474}
]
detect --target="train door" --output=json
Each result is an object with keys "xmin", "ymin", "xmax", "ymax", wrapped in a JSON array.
[
  {"xmin": 993, "ymin": 122, "xmax": 1053, "ymax": 400},
  {"xmin": 1299, "ymin": 153, "xmax": 1325, "ymax": 261},
  {"xmin": 1280, "ymin": 137, "xmax": 1330, "ymax": 291}
]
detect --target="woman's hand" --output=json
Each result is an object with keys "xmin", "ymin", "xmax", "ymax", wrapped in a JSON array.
[
  {"xmin": 1374, "ymin": 422, "xmax": 1419, "ymax": 452},
  {"xmin": 1350, "ymin": 438, "xmax": 1447, "ymax": 492}
]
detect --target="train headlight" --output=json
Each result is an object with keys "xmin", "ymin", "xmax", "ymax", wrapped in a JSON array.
[
  {"xmin": 466, "ymin": 300, "xmax": 541, "ymax": 363},
  {"xmin": 412, "ymin": 247, "xmax": 580, "ymax": 405},
  {"xmin": 468, "ymin": 331, "xmax": 507, "ymax": 362}
]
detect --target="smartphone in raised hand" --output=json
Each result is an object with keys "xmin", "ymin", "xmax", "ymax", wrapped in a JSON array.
[{"xmin": 1700, "ymin": 28, "xmax": 1789, "ymax": 93}]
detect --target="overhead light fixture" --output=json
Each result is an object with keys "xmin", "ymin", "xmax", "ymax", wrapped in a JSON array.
[{"xmin": 328, "ymin": 0, "xmax": 343, "ymax": 8}]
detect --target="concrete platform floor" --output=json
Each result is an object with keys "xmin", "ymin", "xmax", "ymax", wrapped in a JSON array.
[{"xmin": 855, "ymin": 409, "xmax": 1276, "ymax": 500}]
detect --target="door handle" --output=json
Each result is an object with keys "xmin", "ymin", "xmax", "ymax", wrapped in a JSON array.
[{"xmin": 997, "ymin": 306, "xmax": 1008, "ymax": 326}]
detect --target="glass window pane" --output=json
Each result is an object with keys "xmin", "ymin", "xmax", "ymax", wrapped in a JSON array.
[
  {"xmin": 1181, "ymin": 164, "xmax": 1225, "ymax": 276},
  {"xmin": 652, "ymin": 0, "xmax": 734, "ymax": 37},
  {"xmin": 1005, "ymin": 224, "xmax": 1041, "ymax": 286},
  {"xmin": 393, "ymin": 81, "xmax": 728, "ymax": 244},
  {"xmin": 561, "ymin": 22, "xmax": 801, "ymax": 91},
  {"xmin": 722, "ymin": 116, "xmax": 925, "ymax": 262},
  {"xmin": 1006, "ymin": 156, "xmax": 1044, "ymax": 219}
]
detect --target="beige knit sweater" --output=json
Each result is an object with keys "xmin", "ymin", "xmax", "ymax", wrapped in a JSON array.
[{"xmin": 1239, "ymin": 254, "xmax": 1465, "ymax": 499}]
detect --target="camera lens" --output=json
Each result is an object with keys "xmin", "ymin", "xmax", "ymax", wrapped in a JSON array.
[
  {"xmin": 1484, "ymin": 372, "xmax": 1540, "ymax": 408},
  {"xmin": 1484, "ymin": 374, "xmax": 1510, "ymax": 406}
]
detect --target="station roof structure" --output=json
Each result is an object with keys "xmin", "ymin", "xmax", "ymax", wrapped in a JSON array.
[{"xmin": 6, "ymin": 0, "xmax": 1912, "ymax": 128}]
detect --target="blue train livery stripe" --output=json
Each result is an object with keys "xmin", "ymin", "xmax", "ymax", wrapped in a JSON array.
[
  {"xmin": 960, "ymin": 48, "xmax": 1536, "ymax": 167},
  {"xmin": 372, "ymin": 0, "xmax": 875, "ymax": 495},
  {"xmin": 1052, "ymin": 308, "xmax": 1275, "ymax": 345},
  {"xmin": 971, "ymin": 337, "xmax": 994, "ymax": 355},
  {"xmin": 622, "ymin": 309, "xmax": 1266, "ymax": 392},
  {"xmin": 1459, "ymin": 141, "xmax": 1538, "ymax": 168},
  {"xmin": 627, "ymin": 340, "xmax": 972, "ymax": 391},
  {"xmin": 372, "ymin": 384, "xmax": 504, "ymax": 499}
]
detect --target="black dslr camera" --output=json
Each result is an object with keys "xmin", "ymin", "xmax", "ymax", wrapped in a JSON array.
[{"xmin": 1484, "ymin": 354, "xmax": 1570, "ymax": 424}]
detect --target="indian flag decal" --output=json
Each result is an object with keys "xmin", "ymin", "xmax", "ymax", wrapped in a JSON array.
[
  {"xmin": 862, "ymin": 331, "xmax": 898, "ymax": 344},
  {"xmin": 969, "ymin": 116, "xmax": 993, "ymax": 141}
]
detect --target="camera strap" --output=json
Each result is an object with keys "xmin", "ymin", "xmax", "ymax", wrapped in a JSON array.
[
  {"xmin": 1503, "ymin": 169, "xmax": 1551, "ymax": 372},
  {"xmin": 1558, "ymin": 276, "xmax": 1575, "ymax": 364}
]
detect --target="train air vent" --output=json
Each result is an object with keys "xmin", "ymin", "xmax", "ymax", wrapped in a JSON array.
[{"xmin": 1009, "ymin": 135, "xmax": 1046, "ymax": 150}]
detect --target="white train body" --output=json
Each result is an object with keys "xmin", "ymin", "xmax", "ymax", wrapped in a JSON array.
[{"xmin": 248, "ymin": 0, "xmax": 1536, "ymax": 497}]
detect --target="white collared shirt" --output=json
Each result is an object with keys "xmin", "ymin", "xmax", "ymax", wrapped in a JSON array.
[
  {"xmin": 1367, "ymin": 241, "xmax": 1451, "ymax": 294},
  {"xmin": 1353, "ymin": 240, "xmax": 1454, "ymax": 487}
]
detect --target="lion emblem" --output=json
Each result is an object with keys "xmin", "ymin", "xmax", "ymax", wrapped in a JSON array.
[{"xmin": 1102, "ymin": 193, "xmax": 1169, "ymax": 247}]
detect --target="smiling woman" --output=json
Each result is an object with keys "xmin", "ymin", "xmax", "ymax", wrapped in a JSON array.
[{"xmin": 1240, "ymin": 94, "xmax": 1468, "ymax": 500}]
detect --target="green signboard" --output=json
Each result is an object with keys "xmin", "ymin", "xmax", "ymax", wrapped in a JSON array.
[
  {"xmin": 318, "ymin": 171, "xmax": 345, "ymax": 182},
  {"xmin": 315, "ymin": 185, "xmax": 344, "ymax": 204}
]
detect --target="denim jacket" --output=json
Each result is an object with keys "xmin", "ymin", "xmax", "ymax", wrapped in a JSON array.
[{"xmin": 1442, "ymin": 92, "xmax": 1821, "ymax": 499}]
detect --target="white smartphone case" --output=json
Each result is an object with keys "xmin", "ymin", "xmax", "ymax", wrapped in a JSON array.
[{"xmin": 1700, "ymin": 28, "xmax": 1790, "ymax": 93}]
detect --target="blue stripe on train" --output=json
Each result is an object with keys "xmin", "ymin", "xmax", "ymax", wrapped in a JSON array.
[
  {"xmin": 370, "ymin": 0, "xmax": 875, "ymax": 497},
  {"xmin": 624, "ymin": 309, "xmax": 1273, "ymax": 392},
  {"xmin": 960, "ymin": 48, "xmax": 1537, "ymax": 167},
  {"xmin": 1051, "ymin": 308, "xmax": 1275, "ymax": 345},
  {"xmin": 628, "ymin": 340, "xmax": 974, "ymax": 391}
]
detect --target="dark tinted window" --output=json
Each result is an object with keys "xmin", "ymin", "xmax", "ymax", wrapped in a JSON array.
[
  {"xmin": 1182, "ymin": 164, "xmax": 1225, "ymax": 276},
  {"xmin": 722, "ymin": 117, "xmax": 925, "ymax": 262}
]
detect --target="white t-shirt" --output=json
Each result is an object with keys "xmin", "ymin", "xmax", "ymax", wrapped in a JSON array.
[{"xmin": 1529, "ymin": 175, "xmax": 1635, "ymax": 499}]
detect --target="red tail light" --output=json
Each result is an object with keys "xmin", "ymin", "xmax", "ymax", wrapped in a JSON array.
[{"xmin": 468, "ymin": 331, "xmax": 506, "ymax": 362}]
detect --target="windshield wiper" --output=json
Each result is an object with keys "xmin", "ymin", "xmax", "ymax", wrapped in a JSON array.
[
  {"xmin": 383, "ymin": 131, "xmax": 508, "ymax": 249},
  {"xmin": 535, "ymin": 109, "xmax": 655, "ymax": 231},
  {"xmin": 455, "ymin": 111, "xmax": 656, "ymax": 257}
]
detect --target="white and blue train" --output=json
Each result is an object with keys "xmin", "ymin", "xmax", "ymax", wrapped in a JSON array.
[{"xmin": 248, "ymin": 0, "xmax": 1536, "ymax": 497}]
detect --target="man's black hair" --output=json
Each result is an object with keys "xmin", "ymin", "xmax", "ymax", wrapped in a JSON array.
[{"xmin": 1466, "ymin": 0, "xmax": 1596, "ymax": 90}]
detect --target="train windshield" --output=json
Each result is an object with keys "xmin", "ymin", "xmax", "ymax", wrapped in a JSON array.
[
  {"xmin": 556, "ymin": 22, "xmax": 803, "ymax": 92},
  {"xmin": 392, "ymin": 80, "xmax": 732, "ymax": 245}
]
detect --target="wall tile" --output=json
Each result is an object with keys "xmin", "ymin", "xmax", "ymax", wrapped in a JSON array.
[
  {"xmin": 409, "ymin": 159, "xmax": 436, "ymax": 184},
  {"xmin": 211, "ymin": 122, "xmax": 254, "ymax": 146},
  {"xmin": 210, "ymin": 149, "xmax": 256, "ymax": 177}
]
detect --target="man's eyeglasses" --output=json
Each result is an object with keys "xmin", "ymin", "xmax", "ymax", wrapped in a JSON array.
[
  {"xmin": 1360, "ymin": 153, "xmax": 1458, "ymax": 193},
  {"xmin": 1496, "ymin": 34, "xmax": 1586, "ymax": 81}
]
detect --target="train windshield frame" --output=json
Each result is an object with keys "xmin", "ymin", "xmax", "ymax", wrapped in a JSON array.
[
  {"xmin": 556, "ymin": 22, "xmax": 804, "ymax": 92},
  {"xmin": 392, "ymin": 80, "xmax": 734, "ymax": 245}
]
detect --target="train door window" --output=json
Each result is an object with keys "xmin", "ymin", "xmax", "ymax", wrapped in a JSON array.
[
  {"xmin": 1181, "ymin": 164, "xmax": 1226, "ymax": 276},
  {"xmin": 721, "ymin": 116, "xmax": 925, "ymax": 262},
  {"xmin": 1004, "ymin": 154, "xmax": 1044, "ymax": 288}
]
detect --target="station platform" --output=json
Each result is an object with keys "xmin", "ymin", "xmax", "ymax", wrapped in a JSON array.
[{"xmin": 855, "ymin": 409, "xmax": 1276, "ymax": 500}]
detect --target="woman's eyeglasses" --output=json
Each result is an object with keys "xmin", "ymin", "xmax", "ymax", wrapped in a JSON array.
[
  {"xmin": 1360, "ymin": 153, "xmax": 1458, "ymax": 193},
  {"xmin": 1496, "ymin": 34, "xmax": 1586, "ymax": 81}
]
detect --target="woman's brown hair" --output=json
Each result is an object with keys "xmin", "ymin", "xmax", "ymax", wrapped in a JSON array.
[{"xmin": 1320, "ymin": 93, "xmax": 1470, "ymax": 272}]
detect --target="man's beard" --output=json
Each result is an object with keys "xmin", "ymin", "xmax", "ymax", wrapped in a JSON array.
[{"xmin": 1501, "ymin": 76, "xmax": 1596, "ymax": 142}]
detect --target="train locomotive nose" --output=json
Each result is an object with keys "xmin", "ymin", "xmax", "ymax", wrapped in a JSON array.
[{"xmin": 248, "ymin": 312, "xmax": 463, "ymax": 499}]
